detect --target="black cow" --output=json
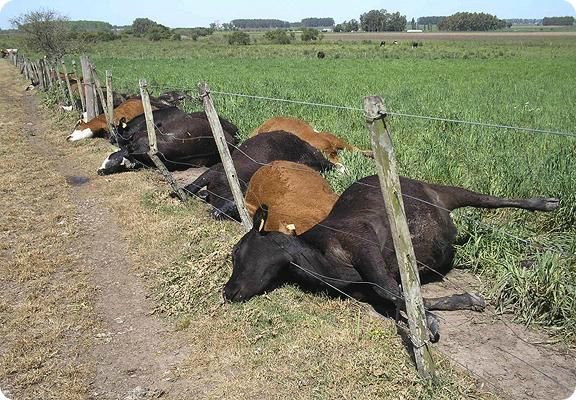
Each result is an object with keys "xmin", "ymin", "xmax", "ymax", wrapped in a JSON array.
[
  {"xmin": 182, "ymin": 131, "xmax": 334, "ymax": 220},
  {"xmin": 224, "ymin": 175, "xmax": 559, "ymax": 341},
  {"xmin": 97, "ymin": 107, "xmax": 239, "ymax": 175}
]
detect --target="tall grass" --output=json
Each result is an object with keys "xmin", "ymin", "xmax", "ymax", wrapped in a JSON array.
[{"xmin": 87, "ymin": 38, "xmax": 576, "ymax": 340}]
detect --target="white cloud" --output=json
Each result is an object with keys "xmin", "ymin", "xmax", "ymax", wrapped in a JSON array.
[{"xmin": 565, "ymin": 0, "xmax": 576, "ymax": 11}]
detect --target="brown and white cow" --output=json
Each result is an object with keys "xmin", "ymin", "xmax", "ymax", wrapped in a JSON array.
[{"xmin": 251, "ymin": 116, "xmax": 373, "ymax": 164}]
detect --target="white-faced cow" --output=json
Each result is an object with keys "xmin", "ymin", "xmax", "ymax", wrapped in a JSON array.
[
  {"xmin": 97, "ymin": 107, "xmax": 239, "ymax": 175},
  {"xmin": 67, "ymin": 98, "xmax": 160, "ymax": 141},
  {"xmin": 181, "ymin": 131, "xmax": 334, "ymax": 221},
  {"xmin": 224, "ymin": 175, "xmax": 559, "ymax": 341}
]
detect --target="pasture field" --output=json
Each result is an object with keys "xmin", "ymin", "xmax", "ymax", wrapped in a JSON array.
[{"xmin": 87, "ymin": 36, "xmax": 576, "ymax": 339}]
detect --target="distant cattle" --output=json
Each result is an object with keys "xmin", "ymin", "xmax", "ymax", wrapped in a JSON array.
[
  {"xmin": 224, "ymin": 175, "xmax": 560, "ymax": 341},
  {"xmin": 245, "ymin": 160, "xmax": 338, "ymax": 235},
  {"xmin": 181, "ymin": 131, "xmax": 334, "ymax": 221},
  {"xmin": 67, "ymin": 98, "xmax": 160, "ymax": 141},
  {"xmin": 251, "ymin": 116, "xmax": 373, "ymax": 164},
  {"xmin": 317, "ymin": 51, "xmax": 326, "ymax": 59},
  {"xmin": 97, "ymin": 107, "xmax": 239, "ymax": 175}
]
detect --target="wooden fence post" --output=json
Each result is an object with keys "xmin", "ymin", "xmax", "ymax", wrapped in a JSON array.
[
  {"xmin": 72, "ymin": 60, "xmax": 86, "ymax": 113},
  {"xmin": 46, "ymin": 60, "xmax": 54, "ymax": 89},
  {"xmin": 55, "ymin": 62, "xmax": 68, "ymax": 104},
  {"xmin": 198, "ymin": 81, "xmax": 253, "ymax": 232},
  {"xmin": 363, "ymin": 95, "xmax": 435, "ymax": 380},
  {"xmin": 90, "ymin": 63, "xmax": 110, "ymax": 129},
  {"xmin": 106, "ymin": 70, "xmax": 114, "ymax": 137},
  {"xmin": 38, "ymin": 60, "xmax": 47, "ymax": 90},
  {"xmin": 61, "ymin": 61, "xmax": 76, "ymax": 110},
  {"xmin": 80, "ymin": 55, "xmax": 96, "ymax": 120},
  {"xmin": 139, "ymin": 79, "xmax": 188, "ymax": 201}
]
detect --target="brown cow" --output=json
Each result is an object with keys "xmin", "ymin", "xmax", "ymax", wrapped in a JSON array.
[
  {"xmin": 245, "ymin": 161, "xmax": 339, "ymax": 235},
  {"xmin": 67, "ymin": 98, "xmax": 156, "ymax": 141},
  {"xmin": 251, "ymin": 116, "xmax": 372, "ymax": 164}
]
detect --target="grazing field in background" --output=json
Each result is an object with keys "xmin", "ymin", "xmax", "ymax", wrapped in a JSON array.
[{"xmin": 84, "ymin": 36, "xmax": 576, "ymax": 341}]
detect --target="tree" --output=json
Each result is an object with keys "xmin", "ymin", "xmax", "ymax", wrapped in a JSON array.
[
  {"xmin": 131, "ymin": 18, "xmax": 171, "ymax": 40},
  {"xmin": 227, "ymin": 31, "xmax": 250, "ymax": 45},
  {"xmin": 132, "ymin": 18, "xmax": 158, "ymax": 36},
  {"xmin": 360, "ymin": 9, "xmax": 407, "ymax": 32},
  {"xmin": 543, "ymin": 16, "xmax": 575, "ymax": 26},
  {"xmin": 301, "ymin": 18, "xmax": 334, "ymax": 27},
  {"xmin": 301, "ymin": 28, "xmax": 320, "ymax": 41},
  {"xmin": 10, "ymin": 9, "xmax": 73, "ymax": 58},
  {"xmin": 438, "ymin": 12, "xmax": 506, "ymax": 31},
  {"xmin": 263, "ymin": 30, "xmax": 294, "ymax": 44}
]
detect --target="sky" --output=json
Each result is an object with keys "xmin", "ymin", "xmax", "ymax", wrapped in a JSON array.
[{"xmin": 1, "ymin": 0, "xmax": 575, "ymax": 29}]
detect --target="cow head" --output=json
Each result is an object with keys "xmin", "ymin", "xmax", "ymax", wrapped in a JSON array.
[
  {"xmin": 223, "ymin": 205, "xmax": 292, "ymax": 302},
  {"xmin": 97, "ymin": 148, "xmax": 138, "ymax": 175},
  {"xmin": 67, "ymin": 119, "xmax": 93, "ymax": 141}
]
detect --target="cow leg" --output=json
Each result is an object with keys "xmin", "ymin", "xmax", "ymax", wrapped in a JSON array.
[
  {"xmin": 424, "ymin": 292, "xmax": 485, "ymax": 312},
  {"xmin": 353, "ymin": 244, "xmax": 440, "ymax": 342}
]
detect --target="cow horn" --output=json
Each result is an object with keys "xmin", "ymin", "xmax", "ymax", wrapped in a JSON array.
[{"xmin": 253, "ymin": 204, "xmax": 269, "ymax": 234}]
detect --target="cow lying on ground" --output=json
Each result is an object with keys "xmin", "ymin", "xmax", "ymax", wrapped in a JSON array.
[
  {"xmin": 97, "ymin": 107, "xmax": 239, "ymax": 175},
  {"xmin": 245, "ymin": 160, "xmax": 339, "ymax": 235},
  {"xmin": 181, "ymin": 131, "xmax": 334, "ymax": 221},
  {"xmin": 224, "ymin": 175, "xmax": 560, "ymax": 341},
  {"xmin": 251, "ymin": 116, "xmax": 373, "ymax": 164},
  {"xmin": 67, "ymin": 98, "xmax": 161, "ymax": 141}
]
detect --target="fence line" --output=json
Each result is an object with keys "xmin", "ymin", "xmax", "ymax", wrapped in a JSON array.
[{"xmin": 147, "ymin": 84, "xmax": 576, "ymax": 139}]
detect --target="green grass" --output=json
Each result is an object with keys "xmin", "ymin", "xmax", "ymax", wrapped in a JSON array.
[{"xmin": 60, "ymin": 37, "xmax": 573, "ymax": 341}]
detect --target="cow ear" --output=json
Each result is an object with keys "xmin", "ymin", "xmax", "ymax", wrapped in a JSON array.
[{"xmin": 253, "ymin": 204, "xmax": 269, "ymax": 235}]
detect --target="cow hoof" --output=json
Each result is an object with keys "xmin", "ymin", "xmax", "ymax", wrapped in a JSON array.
[
  {"xmin": 467, "ymin": 292, "xmax": 486, "ymax": 312},
  {"xmin": 541, "ymin": 198, "xmax": 560, "ymax": 211},
  {"xmin": 97, "ymin": 169, "xmax": 107, "ymax": 176},
  {"xmin": 426, "ymin": 313, "xmax": 440, "ymax": 343}
]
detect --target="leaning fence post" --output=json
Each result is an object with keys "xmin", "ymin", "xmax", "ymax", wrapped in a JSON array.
[
  {"xmin": 364, "ymin": 95, "xmax": 436, "ymax": 380},
  {"xmin": 106, "ymin": 70, "xmax": 114, "ymax": 138},
  {"xmin": 90, "ymin": 63, "xmax": 111, "ymax": 130},
  {"xmin": 80, "ymin": 55, "xmax": 96, "ymax": 119},
  {"xmin": 38, "ymin": 60, "xmax": 47, "ymax": 90},
  {"xmin": 72, "ymin": 60, "xmax": 86, "ymax": 113},
  {"xmin": 139, "ymin": 79, "xmax": 188, "ymax": 201},
  {"xmin": 46, "ymin": 60, "xmax": 54, "ymax": 89},
  {"xmin": 61, "ymin": 61, "xmax": 76, "ymax": 110},
  {"xmin": 55, "ymin": 62, "xmax": 68, "ymax": 105},
  {"xmin": 198, "ymin": 81, "xmax": 253, "ymax": 232}
]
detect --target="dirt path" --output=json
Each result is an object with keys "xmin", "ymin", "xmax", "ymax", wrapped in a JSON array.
[
  {"xmin": 0, "ymin": 60, "xmax": 197, "ymax": 399},
  {"xmin": 423, "ymin": 270, "xmax": 576, "ymax": 399}
]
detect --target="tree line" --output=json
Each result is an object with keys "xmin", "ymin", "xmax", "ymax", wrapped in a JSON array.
[
  {"xmin": 542, "ymin": 16, "xmax": 575, "ymax": 26},
  {"xmin": 438, "ymin": 12, "xmax": 508, "ymax": 31}
]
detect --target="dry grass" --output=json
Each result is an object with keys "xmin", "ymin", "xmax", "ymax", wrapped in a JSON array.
[{"xmin": 0, "ymin": 63, "xmax": 96, "ymax": 400}]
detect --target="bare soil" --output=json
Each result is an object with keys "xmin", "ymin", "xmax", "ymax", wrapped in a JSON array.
[
  {"xmin": 423, "ymin": 270, "xmax": 576, "ymax": 399},
  {"xmin": 0, "ymin": 59, "xmax": 574, "ymax": 400}
]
